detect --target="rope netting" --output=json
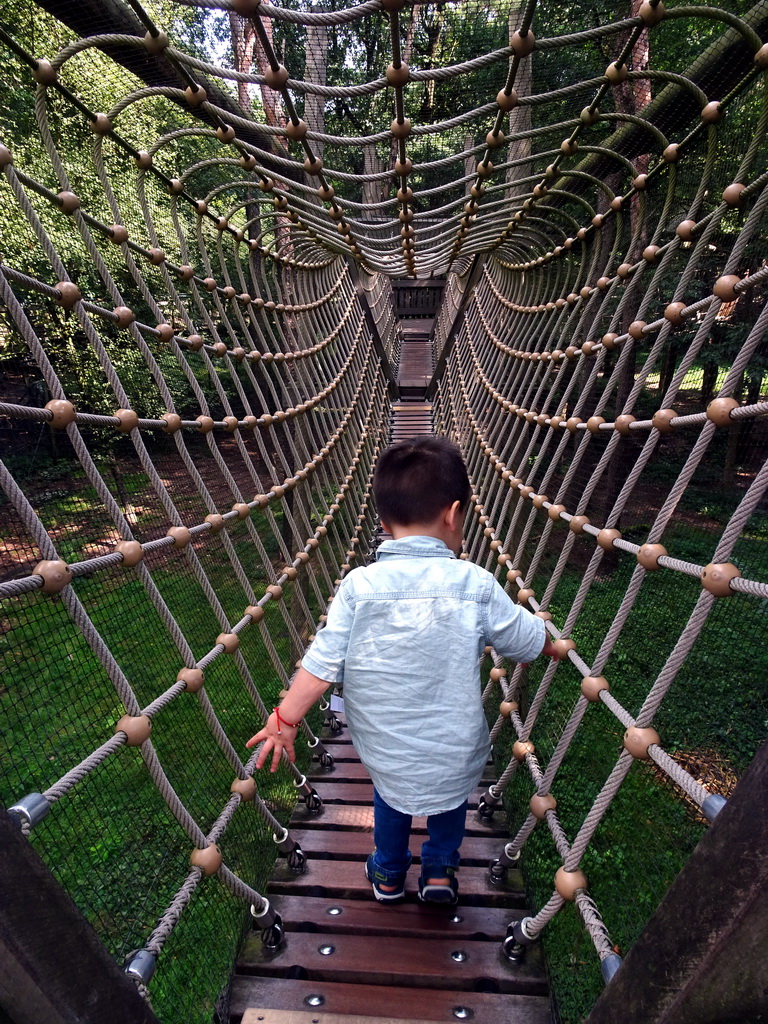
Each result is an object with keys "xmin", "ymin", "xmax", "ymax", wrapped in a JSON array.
[{"xmin": 1, "ymin": 0, "xmax": 767, "ymax": 1021}]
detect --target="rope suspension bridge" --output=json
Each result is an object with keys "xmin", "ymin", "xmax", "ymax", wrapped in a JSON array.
[{"xmin": 1, "ymin": 0, "xmax": 767, "ymax": 1022}]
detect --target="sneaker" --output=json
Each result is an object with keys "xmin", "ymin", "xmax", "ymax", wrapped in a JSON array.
[
  {"xmin": 418, "ymin": 870, "xmax": 459, "ymax": 905},
  {"xmin": 365, "ymin": 854, "xmax": 406, "ymax": 902}
]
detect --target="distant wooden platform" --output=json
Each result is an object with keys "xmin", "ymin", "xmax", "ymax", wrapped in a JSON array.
[{"xmin": 230, "ymin": 722, "xmax": 551, "ymax": 1024}]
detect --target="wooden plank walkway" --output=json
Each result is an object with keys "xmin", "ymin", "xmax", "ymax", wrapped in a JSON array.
[{"xmin": 230, "ymin": 729, "xmax": 552, "ymax": 1024}]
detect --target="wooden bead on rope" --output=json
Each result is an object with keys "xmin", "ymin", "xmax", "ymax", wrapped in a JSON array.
[
  {"xmin": 204, "ymin": 513, "xmax": 225, "ymax": 533},
  {"xmin": 548, "ymin": 504, "xmax": 566, "ymax": 522},
  {"xmin": 722, "ymin": 182, "xmax": 746, "ymax": 207},
  {"xmin": 115, "ymin": 540, "xmax": 143, "ymax": 566},
  {"xmin": 263, "ymin": 64, "xmax": 289, "ymax": 89},
  {"xmin": 190, "ymin": 844, "xmax": 222, "ymax": 876},
  {"xmin": 143, "ymin": 29, "xmax": 169, "ymax": 53},
  {"xmin": 112, "ymin": 306, "xmax": 136, "ymax": 328},
  {"xmin": 700, "ymin": 100, "xmax": 723, "ymax": 124},
  {"xmin": 167, "ymin": 526, "xmax": 191, "ymax": 548},
  {"xmin": 162, "ymin": 413, "xmax": 182, "ymax": 433},
  {"xmin": 637, "ymin": 543, "xmax": 667, "ymax": 570},
  {"xmin": 506, "ymin": 568, "xmax": 521, "ymax": 583},
  {"xmin": 497, "ymin": 88, "xmax": 518, "ymax": 111},
  {"xmin": 662, "ymin": 142, "xmax": 680, "ymax": 163},
  {"xmin": 513, "ymin": 740, "xmax": 535, "ymax": 761},
  {"xmin": 652, "ymin": 408, "xmax": 677, "ymax": 433},
  {"xmin": 33, "ymin": 59, "xmax": 57, "ymax": 85},
  {"xmin": 517, "ymin": 588, "xmax": 535, "ymax": 605},
  {"xmin": 231, "ymin": 0, "xmax": 262, "ymax": 16},
  {"xmin": 500, "ymin": 700, "xmax": 518, "ymax": 717},
  {"xmin": 57, "ymin": 190, "xmax": 80, "ymax": 214},
  {"xmin": 568, "ymin": 515, "xmax": 590, "ymax": 534},
  {"xmin": 185, "ymin": 85, "xmax": 207, "ymax": 107},
  {"xmin": 701, "ymin": 562, "xmax": 741, "ymax": 596},
  {"xmin": 266, "ymin": 584, "xmax": 283, "ymax": 601},
  {"xmin": 615, "ymin": 414, "xmax": 636, "ymax": 435},
  {"xmin": 552, "ymin": 637, "xmax": 576, "ymax": 659},
  {"xmin": 155, "ymin": 323, "xmax": 175, "ymax": 343},
  {"xmin": 231, "ymin": 777, "xmax": 257, "ymax": 801},
  {"xmin": 604, "ymin": 61, "xmax": 627, "ymax": 84},
  {"xmin": 627, "ymin": 320, "xmax": 646, "ymax": 340},
  {"xmin": 555, "ymin": 867, "xmax": 588, "ymax": 901},
  {"xmin": 216, "ymin": 632, "xmax": 240, "ymax": 653},
  {"xmin": 581, "ymin": 675, "xmax": 609, "ymax": 701},
  {"xmin": 490, "ymin": 667, "xmax": 505, "ymax": 683},
  {"xmin": 45, "ymin": 399, "xmax": 77, "ymax": 428},
  {"xmin": 33, "ymin": 559, "xmax": 72, "ymax": 593},
  {"xmin": 196, "ymin": 415, "xmax": 214, "ymax": 433},
  {"xmin": 623, "ymin": 726, "xmax": 660, "ymax": 760},
  {"xmin": 586, "ymin": 416, "xmax": 605, "ymax": 434},
  {"xmin": 115, "ymin": 714, "xmax": 152, "ymax": 746},
  {"xmin": 114, "ymin": 408, "xmax": 138, "ymax": 433},
  {"xmin": 386, "ymin": 62, "xmax": 410, "ymax": 87},
  {"xmin": 676, "ymin": 219, "xmax": 697, "ymax": 241},
  {"xmin": 510, "ymin": 29, "xmax": 535, "ymax": 57},
  {"xmin": 530, "ymin": 793, "xmax": 557, "ymax": 819},
  {"xmin": 232, "ymin": 502, "xmax": 250, "ymax": 520},
  {"xmin": 713, "ymin": 275, "xmax": 740, "ymax": 302},
  {"xmin": 177, "ymin": 667, "xmax": 205, "ymax": 692},
  {"xmin": 597, "ymin": 527, "xmax": 621, "ymax": 551},
  {"xmin": 706, "ymin": 397, "xmax": 739, "ymax": 427}
]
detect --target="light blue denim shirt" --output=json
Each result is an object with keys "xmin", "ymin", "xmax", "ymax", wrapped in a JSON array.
[{"xmin": 302, "ymin": 535, "xmax": 546, "ymax": 816}]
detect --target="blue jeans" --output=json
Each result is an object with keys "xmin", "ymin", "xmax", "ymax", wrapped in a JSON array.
[{"xmin": 371, "ymin": 787, "xmax": 467, "ymax": 884}]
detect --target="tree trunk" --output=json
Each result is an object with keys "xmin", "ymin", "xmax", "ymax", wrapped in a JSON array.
[
  {"xmin": 506, "ymin": 3, "xmax": 532, "ymax": 192},
  {"xmin": 227, "ymin": 12, "xmax": 256, "ymax": 113},
  {"xmin": 304, "ymin": 14, "xmax": 327, "ymax": 163},
  {"xmin": 362, "ymin": 145, "xmax": 385, "ymax": 212},
  {"xmin": 701, "ymin": 361, "xmax": 719, "ymax": 404}
]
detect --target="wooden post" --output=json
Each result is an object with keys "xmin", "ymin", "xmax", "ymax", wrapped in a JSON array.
[
  {"xmin": 586, "ymin": 740, "xmax": 768, "ymax": 1024},
  {"xmin": 0, "ymin": 808, "xmax": 159, "ymax": 1024}
]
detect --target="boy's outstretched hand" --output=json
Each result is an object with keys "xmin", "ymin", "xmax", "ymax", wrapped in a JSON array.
[{"xmin": 246, "ymin": 711, "xmax": 299, "ymax": 773}]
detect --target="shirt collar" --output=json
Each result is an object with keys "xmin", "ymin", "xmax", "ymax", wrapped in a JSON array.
[{"xmin": 375, "ymin": 535, "xmax": 457, "ymax": 560}]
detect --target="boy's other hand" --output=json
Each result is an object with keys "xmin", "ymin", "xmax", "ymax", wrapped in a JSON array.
[
  {"xmin": 246, "ymin": 711, "xmax": 298, "ymax": 772},
  {"xmin": 542, "ymin": 638, "xmax": 562, "ymax": 660}
]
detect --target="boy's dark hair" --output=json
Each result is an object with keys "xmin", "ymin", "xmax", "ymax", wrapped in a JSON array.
[{"xmin": 373, "ymin": 435, "xmax": 471, "ymax": 526}]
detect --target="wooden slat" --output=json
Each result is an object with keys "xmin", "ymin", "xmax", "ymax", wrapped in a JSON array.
[
  {"xmin": 290, "ymin": 804, "xmax": 510, "ymax": 838},
  {"xmin": 268, "ymin": 860, "xmax": 526, "ymax": 907},
  {"xmin": 307, "ymin": 782, "xmax": 481, "ymax": 808},
  {"xmin": 238, "ymin": 932, "xmax": 547, "ymax": 995},
  {"xmin": 242, "ymin": 1011, "xmax": 442, "ymax": 1024},
  {"xmin": 242, "ymin": 1011, "xmax": 457, "ymax": 1024},
  {"xmin": 232, "ymin": 977, "xmax": 551, "ymax": 1024},
  {"xmin": 269, "ymin": 895, "xmax": 521, "ymax": 940},
  {"xmin": 290, "ymin": 829, "xmax": 503, "ymax": 866}
]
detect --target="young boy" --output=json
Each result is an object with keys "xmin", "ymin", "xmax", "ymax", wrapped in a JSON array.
[{"xmin": 247, "ymin": 435, "xmax": 555, "ymax": 905}]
